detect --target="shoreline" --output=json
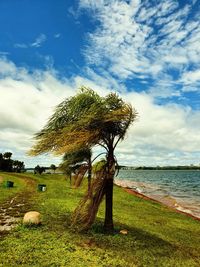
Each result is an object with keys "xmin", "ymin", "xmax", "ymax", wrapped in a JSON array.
[{"xmin": 118, "ymin": 185, "xmax": 200, "ymax": 222}]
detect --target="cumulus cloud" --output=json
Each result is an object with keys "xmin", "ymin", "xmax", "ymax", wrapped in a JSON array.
[
  {"xmin": 2, "ymin": 1, "xmax": 200, "ymax": 168},
  {"xmin": 116, "ymin": 92, "xmax": 200, "ymax": 166},
  {"xmin": 1, "ymin": 57, "xmax": 200, "ymax": 167},
  {"xmin": 0, "ymin": 57, "xmax": 74, "ymax": 165}
]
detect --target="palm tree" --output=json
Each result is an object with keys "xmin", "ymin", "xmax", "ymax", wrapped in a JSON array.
[
  {"xmin": 29, "ymin": 87, "xmax": 137, "ymax": 232},
  {"xmin": 59, "ymin": 148, "xmax": 92, "ymax": 192}
]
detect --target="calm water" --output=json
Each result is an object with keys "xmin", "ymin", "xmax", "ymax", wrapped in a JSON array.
[{"xmin": 115, "ymin": 170, "xmax": 200, "ymax": 218}]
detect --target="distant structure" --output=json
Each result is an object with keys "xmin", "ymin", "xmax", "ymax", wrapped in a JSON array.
[{"xmin": 119, "ymin": 166, "xmax": 137, "ymax": 170}]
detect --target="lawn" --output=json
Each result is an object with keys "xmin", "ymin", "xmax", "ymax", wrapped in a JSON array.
[
  {"xmin": 0, "ymin": 173, "xmax": 26, "ymax": 202},
  {"xmin": 0, "ymin": 172, "xmax": 200, "ymax": 267}
]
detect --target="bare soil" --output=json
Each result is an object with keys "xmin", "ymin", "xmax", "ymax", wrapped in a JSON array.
[{"xmin": 0, "ymin": 175, "xmax": 37, "ymax": 236}]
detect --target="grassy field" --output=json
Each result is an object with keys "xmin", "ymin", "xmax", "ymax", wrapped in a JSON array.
[
  {"xmin": 0, "ymin": 172, "xmax": 200, "ymax": 267},
  {"xmin": 0, "ymin": 173, "xmax": 26, "ymax": 202}
]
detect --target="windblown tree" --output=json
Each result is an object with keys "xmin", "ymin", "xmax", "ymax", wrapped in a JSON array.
[
  {"xmin": 29, "ymin": 87, "xmax": 137, "ymax": 232},
  {"xmin": 59, "ymin": 148, "xmax": 92, "ymax": 192}
]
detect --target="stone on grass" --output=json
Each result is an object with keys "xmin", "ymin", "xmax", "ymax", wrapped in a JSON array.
[
  {"xmin": 119, "ymin": 229, "xmax": 128, "ymax": 235},
  {"xmin": 23, "ymin": 211, "xmax": 41, "ymax": 225}
]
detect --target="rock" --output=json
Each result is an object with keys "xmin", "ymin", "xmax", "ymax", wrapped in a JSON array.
[
  {"xmin": 23, "ymin": 211, "xmax": 41, "ymax": 225},
  {"xmin": 119, "ymin": 229, "xmax": 128, "ymax": 235}
]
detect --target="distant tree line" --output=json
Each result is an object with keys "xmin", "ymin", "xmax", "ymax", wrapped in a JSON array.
[
  {"xmin": 33, "ymin": 164, "xmax": 57, "ymax": 175},
  {"xmin": 136, "ymin": 166, "xmax": 200, "ymax": 170},
  {"xmin": 0, "ymin": 152, "xmax": 25, "ymax": 172},
  {"xmin": 119, "ymin": 165, "xmax": 200, "ymax": 170}
]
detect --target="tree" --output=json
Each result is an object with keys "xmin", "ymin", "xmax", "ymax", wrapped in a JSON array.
[
  {"xmin": 3, "ymin": 152, "xmax": 12, "ymax": 160},
  {"xmin": 59, "ymin": 148, "xmax": 92, "ymax": 192},
  {"xmin": 0, "ymin": 152, "xmax": 25, "ymax": 172},
  {"xmin": 0, "ymin": 153, "xmax": 3, "ymax": 170},
  {"xmin": 34, "ymin": 165, "xmax": 45, "ymax": 175},
  {"xmin": 29, "ymin": 87, "xmax": 137, "ymax": 232},
  {"xmin": 50, "ymin": 164, "xmax": 57, "ymax": 173},
  {"xmin": 2, "ymin": 152, "xmax": 13, "ymax": 172},
  {"xmin": 12, "ymin": 160, "xmax": 25, "ymax": 173}
]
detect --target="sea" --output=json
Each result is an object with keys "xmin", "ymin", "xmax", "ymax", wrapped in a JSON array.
[{"xmin": 115, "ymin": 170, "xmax": 200, "ymax": 219}]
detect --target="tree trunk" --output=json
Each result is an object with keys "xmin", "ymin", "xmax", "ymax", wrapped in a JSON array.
[
  {"xmin": 71, "ymin": 170, "xmax": 106, "ymax": 231},
  {"xmin": 103, "ymin": 149, "xmax": 115, "ymax": 233},
  {"xmin": 87, "ymin": 158, "xmax": 92, "ymax": 195},
  {"xmin": 104, "ymin": 178, "xmax": 114, "ymax": 232},
  {"xmin": 69, "ymin": 173, "xmax": 72, "ymax": 186}
]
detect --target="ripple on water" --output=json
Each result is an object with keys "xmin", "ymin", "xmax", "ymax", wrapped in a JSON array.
[{"xmin": 115, "ymin": 170, "xmax": 200, "ymax": 219}]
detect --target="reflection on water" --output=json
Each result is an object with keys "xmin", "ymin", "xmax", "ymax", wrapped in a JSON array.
[{"xmin": 115, "ymin": 170, "xmax": 200, "ymax": 218}]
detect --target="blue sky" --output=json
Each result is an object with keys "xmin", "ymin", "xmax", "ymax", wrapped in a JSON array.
[
  {"xmin": 0, "ymin": 0, "xmax": 200, "ymax": 167},
  {"xmin": 0, "ymin": 0, "xmax": 85, "ymax": 73}
]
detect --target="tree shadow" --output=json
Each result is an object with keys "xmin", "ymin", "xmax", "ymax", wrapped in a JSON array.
[
  {"xmin": 87, "ymin": 219, "xmax": 177, "ymax": 256},
  {"xmin": 92, "ymin": 220, "xmax": 200, "ymax": 264}
]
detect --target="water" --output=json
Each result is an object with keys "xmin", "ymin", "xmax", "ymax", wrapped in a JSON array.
[{"xmin": 115, "ymin": 170, "xmax": 200, "ymax": 218}]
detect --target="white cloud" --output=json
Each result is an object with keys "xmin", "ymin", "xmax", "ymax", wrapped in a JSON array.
[
  {"xmin": 116, "ymin": 91, "xmax": 200, "ymax": 165},
  {"xmin": 31, "ymin": 34, "xmax": 47, "ymax": 47},
  {"xmin": 2, "ymin": 1, "xmax": 200, "ymax": 168},
  {"xmin": 181, "ymin": 69, "xmax": 200, "ymax": 85},
  {"xmin": 79, "ymin": 0, "xmax": 200, "ymax": 96},
  {"xmin": 1, "ymin": 57, "xmax": 200, "ymax": 167},
  {"xmin": 14, "ymin": 34, "xmax": 47, "ymax": 49},
  {"xmin": 0, "ymin": 58, "xmax": 75, "ymax": 166},
  {"xmin": 0, "ymin": 57, "xmax": 17, "ymax": 76}
]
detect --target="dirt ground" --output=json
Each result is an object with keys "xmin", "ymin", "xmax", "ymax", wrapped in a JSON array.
[{"xmin": 0, "ymin": 175, "xmax": 37, "ymax": 236}]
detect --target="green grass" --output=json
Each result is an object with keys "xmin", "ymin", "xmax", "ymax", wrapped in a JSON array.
[
  {"xmin": 0, "ymin": 172, "xmax": 27, "ymax": 202},
  {"xmin": 0, "ymin": 173, "xmax": 200, "ymax": 267}
]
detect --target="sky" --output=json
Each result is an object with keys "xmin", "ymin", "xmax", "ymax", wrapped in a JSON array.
[{"xmin": 0, "ymin": 0, "xmax": 200, "ymax": 168}]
